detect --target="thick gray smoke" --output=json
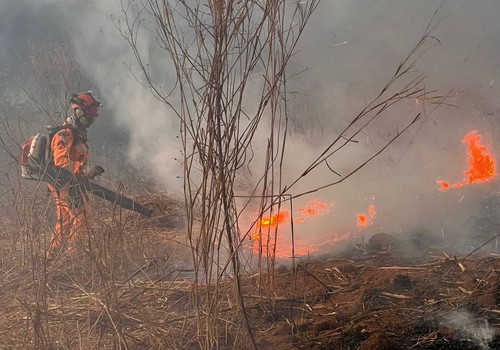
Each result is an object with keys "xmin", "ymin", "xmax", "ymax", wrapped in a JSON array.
[{"xmin": 2, "ymin": 0, "xmax": 500, "ymax": 252}]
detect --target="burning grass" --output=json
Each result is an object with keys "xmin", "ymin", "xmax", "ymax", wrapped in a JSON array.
[
  {"xmin": 437, "ymin": 130, "xmax": 497, "ymax": 191},
  {"xmin": 2, "ymin": 189, "xmax": 500, "ymax": 349}
]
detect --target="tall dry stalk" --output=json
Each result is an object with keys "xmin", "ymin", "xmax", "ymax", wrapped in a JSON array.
[
  {"xmin": 119, "ymin": 0, "xmax": 321, "ymax": 348},
  {"xmin": 18, "ymin": 41, "xmax": 85, "ymax": 126},
  {"xmin": 120, "ymin": 1, "xmax": 449, "ymax": 349}
]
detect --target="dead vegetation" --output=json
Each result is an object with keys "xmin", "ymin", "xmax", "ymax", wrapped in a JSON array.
[
  {"xmin": 2, "ymin": 1, "xmax": 494, "ymax": 349},
  {"xmin": 2, "ymin": 194, "xmax": 500, "ymax": 349},
  {"xmin": 115, "ymin": 1, "xmax": 450, "ymax": 348}
]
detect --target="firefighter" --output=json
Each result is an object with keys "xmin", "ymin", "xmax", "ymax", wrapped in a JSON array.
[{"xmin": 46, "ymin": 91, "xmax": 104, "ymax": 260}]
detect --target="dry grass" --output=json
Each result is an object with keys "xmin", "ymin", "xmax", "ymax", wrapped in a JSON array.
[
  {"xmin": 2, "ymin": 185, "xmax": 500, "ymax": 350},
  {"xmin": 0, "ymin": 190, "xmax": 210, "ymax": 350}
]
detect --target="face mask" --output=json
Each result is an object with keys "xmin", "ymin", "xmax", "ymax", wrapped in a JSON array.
[{"xmin": 79, "ymin": 115, "xmax": 96, "ymax": 128}]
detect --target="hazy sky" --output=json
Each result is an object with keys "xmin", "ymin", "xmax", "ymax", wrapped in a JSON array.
[{"xmin": 2, "ymin": 0, "xmax": 500, "ymax": 245}]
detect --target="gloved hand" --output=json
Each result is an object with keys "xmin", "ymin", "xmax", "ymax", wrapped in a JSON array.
[{"xmin": 83, "ymin": 165, "xmax": 105, "ymax": 179}]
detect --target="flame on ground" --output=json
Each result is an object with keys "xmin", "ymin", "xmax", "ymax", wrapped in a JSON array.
[
  {"xmin": 248, "ymin": 199, "xmax": 378, "ymax": 259},
  {"xmin": 249, "ymin": 199, "xmax": 331, "ymax": 256},
  {"xmin": 256, "ymin": 211, "xmax": 289, "ymax": 229},
  {"xmin": 295, "ymin": 199, "xmax": 331, "ymax": 223},
  {"xmin": 437, "ymin": 130, "xmax": 496, "ymax": 191},
  {"xmin": 357, "ymin": 204, "xmax": 376, "ymax": 228},
  {"xmin": 250, "ymin": 211, "xmax": 289, "ymax": 241}
]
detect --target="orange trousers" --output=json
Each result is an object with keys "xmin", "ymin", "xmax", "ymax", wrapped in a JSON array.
[{"xmin": 48, "ymin": 184, "xmax": 92, "ymax": 255}]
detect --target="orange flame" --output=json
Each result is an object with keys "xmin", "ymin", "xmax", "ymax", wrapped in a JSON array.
[
  {"xmin": 250, "ymin": 211, "xmax": 289, "ymax": 240},
  {"xmin": 437, "ymin": 130, "xmax": 496, "ymax": 191},
  {"xmin": 298, "ymin": 199, "xmax": 330, "ymax": 217},
  {"xmin": 250, "ymin": 199, "xmax": 331, "ymax": 256},
  {"xmin": 247, "ymin": 199, "xmax": 381, "ymax": 258},
  {"xmin": 357, "ymin": 214, "xmax": 369, "ymax": 227},
  {"xmin": 294, "ymin": 199, "xmax": 331, "ymax": 223},
  {"xmin": 257, "ymin": 211, "xmax": 289, "ymax": 228},
  {"xmin": 357, "ymin": 204, "xmax": 376, "ymax": 228}
]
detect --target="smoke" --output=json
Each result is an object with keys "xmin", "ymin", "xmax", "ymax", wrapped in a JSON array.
[
  {"xmin": 276, "ymin": 0, "xmax": 500, "ymax": 246},
  {"xmin": 439, "ymin": 309, "xmax": 495, "ymax": 349},
  {"xmin": 2, "ymin": 0, "xmax": 500, "ymax": 251}
]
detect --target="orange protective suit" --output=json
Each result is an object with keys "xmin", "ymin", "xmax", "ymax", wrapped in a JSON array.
[{"xmin": 47, "ymin": 126, "xmax": 92, "ymax": 256}]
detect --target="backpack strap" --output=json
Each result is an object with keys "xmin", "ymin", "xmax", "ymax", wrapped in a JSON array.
[
  {"xmin": 47, "ymin": 124, "xmax": 84, "ymax": 142},
  {"xmin": 46, "ymin": 124, "xmax": 83, "ymax": 163}
]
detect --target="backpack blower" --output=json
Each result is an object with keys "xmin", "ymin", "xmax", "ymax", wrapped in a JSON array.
[{"xmin": 20, "ymin": 133, "xmax": 153, "ymax": 218}]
